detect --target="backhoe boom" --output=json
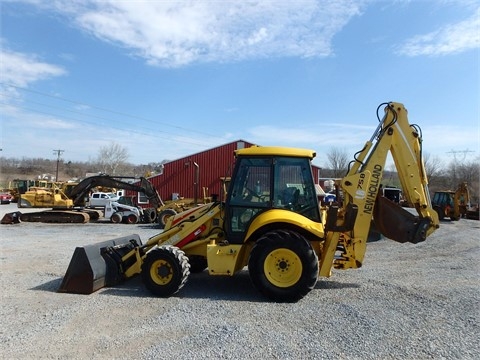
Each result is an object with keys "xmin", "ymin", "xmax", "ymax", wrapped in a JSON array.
[{"xmin": 319, "ymin": 102, "xmax": 439, "ymax": 276}]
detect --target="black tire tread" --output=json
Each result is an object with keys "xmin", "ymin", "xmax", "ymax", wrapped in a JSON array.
[
  {"xmin": 141, "ymin": 245, "xmax": 190, "ymax": 297},
  {"xmin": 248, "ymin": 229, "xmax": 318, "ymax": 302}
]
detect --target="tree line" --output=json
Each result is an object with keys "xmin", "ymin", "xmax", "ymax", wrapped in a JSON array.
[
  {"xmin": 324, "ymin": 146, "xmax": 479, "ymax": 205},
  {"xmin": 1, "ymin": 143, "xmax": 478, "ymax": 205}
]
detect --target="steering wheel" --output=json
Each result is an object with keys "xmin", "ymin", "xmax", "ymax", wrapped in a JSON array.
[{"xmin": 242, "ymin": 187, "xmax": 265, "ymax": 201}]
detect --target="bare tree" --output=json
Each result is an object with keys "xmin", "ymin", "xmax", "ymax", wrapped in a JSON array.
[
  {"xmin": 326, "ymin": 147, "xmax": 349, "ymax": 178},
  {"xmin": 455, "ymin": 156, "xmax": 480, "ymax": 204},
  {"xmin": 97, "ymin": 142, "xmax": 129, "ymax": 175},
  {"xmin": 423, "ymin": 152, "xmax": 444, "ymax": 183}
]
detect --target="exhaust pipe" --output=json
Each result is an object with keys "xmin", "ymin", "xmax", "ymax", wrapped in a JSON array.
[{"xmin": 58, "ymin": 234, "xmax": 142, "ymax": 294}]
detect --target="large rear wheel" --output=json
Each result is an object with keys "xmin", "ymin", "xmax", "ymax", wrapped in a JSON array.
[
  {"xmin": 248, "ymin": 230, "xmax": 318, "ymax": 302},
  {"xmin": 141, "ymin": 246, "xmax": 190, "ymax": 297}
]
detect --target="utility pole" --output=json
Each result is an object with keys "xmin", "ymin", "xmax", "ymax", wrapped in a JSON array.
[
  {"xmin": 447, "ymin": 149, "xmax": 475, "ymax": 162},
  {"xmin": 53, "ymin": 149, "xmax": 64, "ymax": 181}
]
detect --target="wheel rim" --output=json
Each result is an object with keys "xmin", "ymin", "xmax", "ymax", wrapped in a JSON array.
[
  {"xmin": 150, "ymin": 259, "xmax": 173, "ymax": 285},
  {"xmin": 161, "ymin": 213, "xmax": 173, "ymax": 224},
  {"xmin": 264, "ymin": 248, "xmax": 302, "ymax": 288}
]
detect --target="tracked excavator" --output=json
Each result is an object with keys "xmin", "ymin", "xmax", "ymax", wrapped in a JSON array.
[
  {"xmin": 4, "ymin": 175, "xmax": 162, "ymax": 224},
  {"xmin": 59, "ymin": 102, "xmax": 439, "ymax": 302}
]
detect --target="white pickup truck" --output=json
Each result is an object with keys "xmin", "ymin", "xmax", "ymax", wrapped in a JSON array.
[{"xmin": 88, "ymin": 192, "xmax": 120, "ymax": 208}]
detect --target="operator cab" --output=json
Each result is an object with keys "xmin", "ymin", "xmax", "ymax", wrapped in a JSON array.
[{"xmin": 224, "ymin": 147, "xmax": 321, "ymax": 244}]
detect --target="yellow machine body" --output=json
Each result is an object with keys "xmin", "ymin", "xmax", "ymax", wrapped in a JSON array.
[{"xmin": 59, "ymin": 102, "xmax": 439, "ymax": 302}]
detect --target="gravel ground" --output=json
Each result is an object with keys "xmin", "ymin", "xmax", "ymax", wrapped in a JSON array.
[{"xmin": 0, "ymin": 202, "xmax": 479, "ymax": 360}]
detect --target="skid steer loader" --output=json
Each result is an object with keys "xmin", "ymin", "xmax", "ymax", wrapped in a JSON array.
[{"xmin": 59, "ymin": 102, "xmax": 439, "ymax": 302}]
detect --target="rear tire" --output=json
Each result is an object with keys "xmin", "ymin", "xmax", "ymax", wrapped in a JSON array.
[
  {"xmin": 144, "ymin": 208, "xmax": 157, "ymax": 223},
  {"xmin": 158, "ymin": 209, "xmax": 177, "ymax": 229},
  {"xmin": 141, "ymin": 246, "xmax": 190, "ymax": 297},
  {"xmin": 248, "ymin": 230, "xmax": 318, "ymax": 302},
  {"xmin": 126, "ymin": 213, "xmax": 138, "ymax": 224}
]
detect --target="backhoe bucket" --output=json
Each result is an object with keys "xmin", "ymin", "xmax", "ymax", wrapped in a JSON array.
[
  {"xmin": 58, "ymin": 234, "xmax": 142, "ymax": 294},
  {"xmin": 373, "ymin": 196, "xmax": 431, "ymax": 244}
]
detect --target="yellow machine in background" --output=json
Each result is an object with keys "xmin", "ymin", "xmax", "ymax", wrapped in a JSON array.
[
  {"xmin": 60, "ymin": 102, "xmax": 439, "ymax": 302},
  {"xmin": 8, "ymin": 176, "xmax": 163, "ymax": 224},
  {"xmin": 19, "ymin": 186, "xmax": 73, "ymax": 208},
  {"xmin": 432, "ymin": 182, "xmax": 471, "ymax": 220}
]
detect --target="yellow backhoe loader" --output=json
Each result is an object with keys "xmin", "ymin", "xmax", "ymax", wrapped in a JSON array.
[
  {"xmin": 59, "ymin": 102, "xmax": 439, "ymax": 302},
  {"xmin": 432, "ymin": 182, "xmax": 471, "ymax": 221}
]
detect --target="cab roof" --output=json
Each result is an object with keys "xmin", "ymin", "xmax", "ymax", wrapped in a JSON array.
[{"xmin": 235, "ymin": 146, "xmax": 316, "ymax": 159}]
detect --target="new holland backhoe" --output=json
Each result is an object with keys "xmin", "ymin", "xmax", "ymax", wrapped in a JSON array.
[{"xmin": 59, "ymin": 102, "xmax": 439, "ymax": 302}]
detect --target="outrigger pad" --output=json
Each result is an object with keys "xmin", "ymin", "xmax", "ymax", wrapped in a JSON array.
[{"xmin": 58, "ymin": 234, "xmax": 142, "ymax": 294}]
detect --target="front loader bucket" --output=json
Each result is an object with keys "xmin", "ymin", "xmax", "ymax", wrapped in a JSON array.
[
  {"xmin": 58, "ymin": 234, "xmax": 142, "ymax": 294},
  {"xmin": 373, "ymin": 196, "xmax": 431, "ymax": 244}
]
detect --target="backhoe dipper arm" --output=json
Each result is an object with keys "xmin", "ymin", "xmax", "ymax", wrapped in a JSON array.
[{"xmin": 319, "ymin": 102, "xmax": 439, "ymax": 276}]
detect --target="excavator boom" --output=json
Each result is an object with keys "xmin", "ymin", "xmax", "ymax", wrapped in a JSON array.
[{"xmin": 69, "ymin": 175, "xmax": 163, "ymax": 208}]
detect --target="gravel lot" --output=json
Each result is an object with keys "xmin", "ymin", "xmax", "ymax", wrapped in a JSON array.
[{"xmin": 0, "ymin": 202, "xmax": 479, "ymax": 359}]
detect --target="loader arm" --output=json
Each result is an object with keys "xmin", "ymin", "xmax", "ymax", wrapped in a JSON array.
[{"xmin": 319, "ymin": 102, "xmax": 439, "ymax": 276}]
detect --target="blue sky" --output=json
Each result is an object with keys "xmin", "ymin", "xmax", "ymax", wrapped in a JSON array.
[{"xmin": 1, "ymin": 0, "xmax": 479, "ymax": 169}]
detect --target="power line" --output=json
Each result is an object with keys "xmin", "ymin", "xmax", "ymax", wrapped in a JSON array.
[
  {"xmin": 446, "ymin": 149, "xmax": 475, "ymax": 162},
  {"xmin": 0, "ymin": 100, "xmax": 212, "ymax": 148},
  {"xmin": 0, "ymin": 82, "xmax": 224, "ymax": 140}
]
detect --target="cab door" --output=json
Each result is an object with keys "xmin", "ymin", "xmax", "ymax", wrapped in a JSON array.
[{"xmin": 224, "ymin": 157, "xmax": 272, "ymax": 244}]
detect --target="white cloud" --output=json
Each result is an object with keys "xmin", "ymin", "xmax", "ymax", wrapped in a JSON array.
[
  {"xmin": 396, "ymin": 7, "xmax": 480, "ymax": 56},
  {"xmin": 31, "ymin": 0, "xmax": 364, "ymax": 68},
  {"xmin": 0, "ymin": 49, "xmax": 66, "ymax": 87}
]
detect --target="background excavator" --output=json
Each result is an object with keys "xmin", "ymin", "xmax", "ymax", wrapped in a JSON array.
[
  {"xmin": 2, "ymin": 175, "xmax": 163, "ymax": 224},
  {"xmin": 59, "ymin": 102, "xmax": 439, "ymax": 302},
  {"xmin": 432, "ymin": 182, "xmax": 476, "ymax": 220}
]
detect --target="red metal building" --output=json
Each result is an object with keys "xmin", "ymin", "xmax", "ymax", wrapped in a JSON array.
[{"xmin": 129, "ymin": 140, "xmax": 322, "ymax": 205}]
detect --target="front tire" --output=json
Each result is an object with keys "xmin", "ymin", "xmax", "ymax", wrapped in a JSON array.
[
  {"xmin": 434, "ymin": 206, "xmax": 445, "ymax": 220},
  {"xmin": 141, "ymin": 246, "xmax": 190, "ymax": 297},
  {"xmin": 158, "ymin": 209, "xmax": 177, "ymax": 229},
  {"xmin": 110, "ymin": 212, "xmax": 122, "ymax": 223},
  {"xmin": 248, "ymin": 230, "xmax": 318, "ymax": 302}
]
